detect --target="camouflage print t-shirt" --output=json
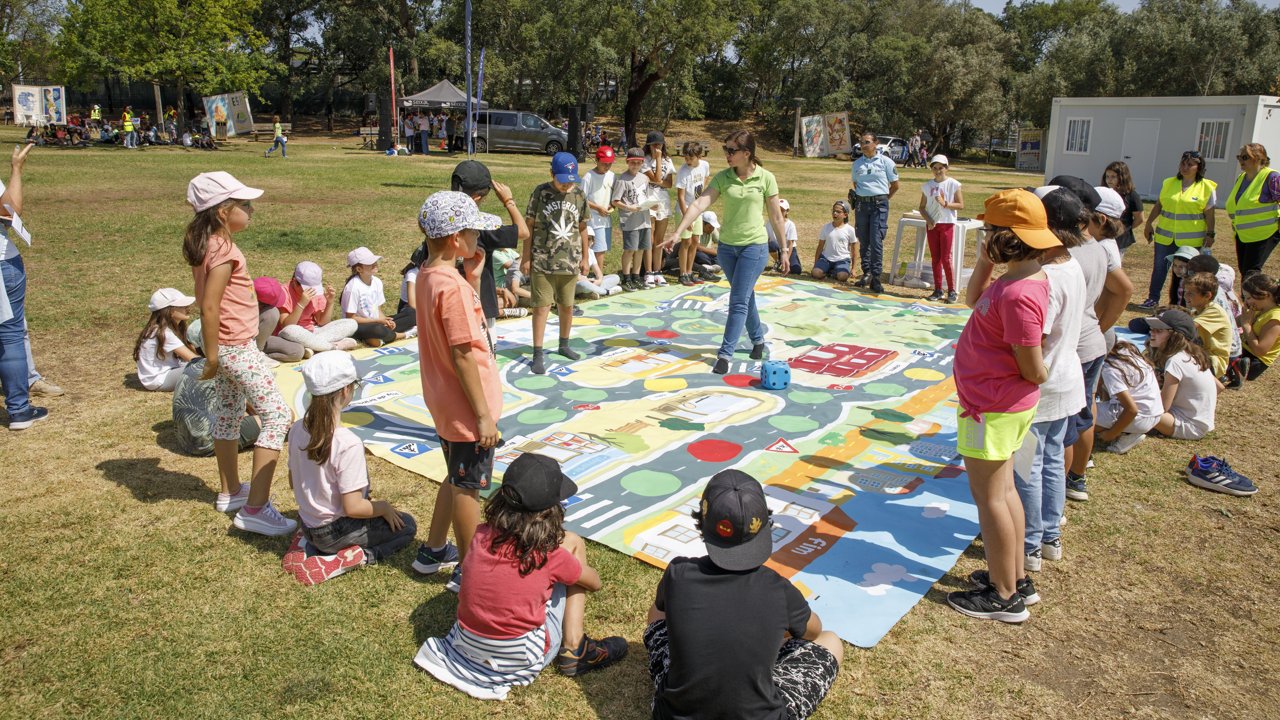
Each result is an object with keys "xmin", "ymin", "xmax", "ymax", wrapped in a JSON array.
[{"xmin": 525, "ymin": 181, "xmax": 588, "ymax": 276}]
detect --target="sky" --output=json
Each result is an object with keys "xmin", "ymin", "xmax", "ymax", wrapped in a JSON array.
[{"xmin": 967, "ymin": 0, "xmax": 1280, "ymax": 12}]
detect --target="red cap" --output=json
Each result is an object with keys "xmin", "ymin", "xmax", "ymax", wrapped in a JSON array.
[{"xmin": 596, "ymin": 145, "xmax": 615, "ymax": 162}]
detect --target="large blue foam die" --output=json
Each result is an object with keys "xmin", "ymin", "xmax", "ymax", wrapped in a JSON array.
[{"xmin": 760, "ymin": 360, "xmax": 791, "ymax": 390}]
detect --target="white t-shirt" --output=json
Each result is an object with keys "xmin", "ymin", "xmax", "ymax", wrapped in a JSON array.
[
  {"xmin": 674, "ymin": 160, "xmax": 710, "ymax": 212},
  {"xmin": 400, "ymin": 267, "xmax": 419, "ymax": 305},
  {"xmin": 287, "ymin": 422, "xmax": 370, "ymax": 529},
  {"xmin": 1164, "ymin": 351, "xmax": 1217, "ymax": 436},
  {"xmin": 581, "ymin": 169, "xmax": 615, "ymax": 229},
  {"xmin": 642, "ymin": 156, "xmax": 676, "ymax": 220},
  {"xmin": 766, "ymin": 219, "xmax": 798, "ymax": 247},
  {"xmin": 1097, "ymin": 237, "xmax": 1122, "ymax": 270},
  {"xmin": 341, "ymin": 275, "xmax": 386, "ymax": 319},
  {"xmin": 1068, "ymin": 239, "xmax": 1109, "ymax": 362},
  {"xmin": 818, "ymin": 222, "xmax": 858, "ymax": 263},
  {"xmin": 136, "ymin": 328, "xmax": 187, "ymax": 390},
  {"xmin": 1035, "ymin": 260, "xmax": 1087, "ymax": 422},
  {"xmin": 1100, "ymin": 346, "xmax": 1162, "ymax": 419},
  {"xmin": 922, "ymin": 177, "xmax": 962, "ymax": 224}
]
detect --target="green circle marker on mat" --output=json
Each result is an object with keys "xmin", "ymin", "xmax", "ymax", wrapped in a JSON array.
[
  {"xmin": 788, "ymin": 390, "xmax": 833, "ymax": 404},
  {"xmin": 769, "ymin": 415, "xmax": 820, "ymax": 432},
  {"xmin": 864, "ymin": 382, "xmax": 908, "ymax": 397},
  {"xmin": 603, "ymin": 338, "xmax": 641, "ymax": 347},
  {"xmin": 514, "ymin": 375, "xmax": 557, "ymax": 391},
  {"xmin": 517, "ymin": 408, "xmax": 568, "ymax": 425},
  {"xmin": 593, "ymin": 326, "xmax": 618, "ymax": 335},
  {"xmin": 564, "ymin": 388, "xmax": 609, "ymax": 402},
  {"xmin": 671, "ymin": 309, "xmax": 703, "ymax": 319},
  {"xmin": 620, "ymin": 470, "xmax": 682, "ymax": 497},
  {"xmin": 373, "ymin": 354, "xmax": 415, "ymax": 367},
  {"xmin": 630, "ymin": 317, "xmax": 665, "ymax": 328},
  {"xmin": 341, "ymin": 411, "xmax": 375, "ymax": 426}
]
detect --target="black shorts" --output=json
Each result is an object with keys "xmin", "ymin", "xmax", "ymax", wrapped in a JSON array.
[
  {"xmin": 643, "ymin": 620, "xmax": 838, "ymax": 720},
  {"xmin": 439, "ymin": 438, "xmax": 495, "ymax": 491}
]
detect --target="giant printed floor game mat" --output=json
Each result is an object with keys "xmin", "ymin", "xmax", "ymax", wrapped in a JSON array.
[{"xmin": 275, "ymin": 277, "xmax": 978, "ymax": 647}]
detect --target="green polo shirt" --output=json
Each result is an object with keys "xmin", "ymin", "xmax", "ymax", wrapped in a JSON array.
[{"xmin": 709, "ymin": 165, "xmax": 778, "ymax": 246}]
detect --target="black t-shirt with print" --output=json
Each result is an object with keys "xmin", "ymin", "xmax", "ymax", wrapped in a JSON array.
[
  {"xmin": 473, "ymin": 224, "xmax": 519, "ymax": 320},
  {"xmin": 652, "ymin": 556, "xmax": 812, "ymax": 720}
]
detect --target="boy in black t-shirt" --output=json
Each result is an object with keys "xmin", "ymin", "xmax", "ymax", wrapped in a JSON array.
[{"xmin": 644, "ymin": 470, "xmax": 843, "ymax": 720}]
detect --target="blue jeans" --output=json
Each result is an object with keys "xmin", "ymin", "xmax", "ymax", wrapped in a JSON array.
[
  {"xmin": 716, "ymin": 241, "xmax": 768, "ymax": 359},
  {"xmin": 268, "ymin": 138, "xmax": 287, "ymax": 157},
  {"xmin": 0, "ymin": 255, "xmax": 33, "ymax": 420},
  {"xmin": 1145, "ymin": 242, "xmax": 1180, "ymax": 302},
  {"xmin": 305, "ymin": 512, "xmax": 417, "ymax": 563},
  {"xmin": 854, "ymin": 197, "xmax": 889, "ymax": 281},
  {"xmin": 419, "ymin": 130, "xmax": 432, "ymax": 155},
  {"xmin": 1014, "ymin": 416, "xmax": 1069, "ymax": 553}
]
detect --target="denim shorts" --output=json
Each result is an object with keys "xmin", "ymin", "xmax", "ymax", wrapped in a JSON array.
[
  {"xmin": 590, "ymin": 223, "xmax": 612, "ymax": 253},
  {"xmin": 814, "ymin": 256, "xmax": 850, "ymax": 276}
]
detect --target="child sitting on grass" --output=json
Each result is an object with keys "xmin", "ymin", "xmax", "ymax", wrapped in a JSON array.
[
  {"xmin": 1094, "ymin": 330, "xmax": 1162, "ymax": 455},
  {"xmin": 1138, "ymin": 309, "xmax": 1217, "ymax": 441},
  {"xmin": 767, "ymin": 198, "xmax": 800, "ymax": 274},
  {"xmin": 1238, "ymin": 273, "xmax": 1280, "ymax": 381},
  {"xmin": 341, "ymin": 246, "xmax": 415, "ymax": 347},
  {"xmin": 134, "ymin": 288, "xmax": 199, "ymax": 391},
  {"xmin": 1182, "ymin": 272, "xmax": 1234, "ymax": 381},
  {"xmin": 285, "ymin": 351, "xmax": 417, "ymax": 583},
  {"xmin": 644, "ymin": 470, "xmax": 842, "ymax": 719},
  {"xmin": 415, "ymin": 452, "xmax": 627, "ymax": 700},
  {"xmin": 274, "ymin": 261, "xmax": 359, "ymax": 353}
]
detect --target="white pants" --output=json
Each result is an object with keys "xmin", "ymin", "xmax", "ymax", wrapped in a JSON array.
[
  {"xmin": 576, "ymin": 274, "xmax": 620, "ymax": 296},
  {"xmin": 277, "ymin": 319, "xmax": 358, "ymax": 352},
  {"xmin": 1095, "ymin": 398, "xmax": 1161, "ymax": 435}
]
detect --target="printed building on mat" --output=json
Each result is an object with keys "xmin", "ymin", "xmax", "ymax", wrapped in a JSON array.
[{"xmin": 1045, "ymin": 95, "xmax": 1280, "ymax": 198}]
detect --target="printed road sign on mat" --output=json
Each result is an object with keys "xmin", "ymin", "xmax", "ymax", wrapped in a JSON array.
[{"xmin": 275, "ymin": 277, "xmax": 977, "ymax": 647}]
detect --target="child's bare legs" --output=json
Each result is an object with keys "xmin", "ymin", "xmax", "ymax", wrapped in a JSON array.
[
  {"xmin": 426, "ymin": 483, "xmax": 480, "ymax": 560},
  {"xmin": 965, "ymin": 456, "xmax": 1023, "ymax": 599},
  {"xmin": 557, "ymin": 302, "xmax": 576, "ymax": 356},
  {"xmin": 560, "ymin": 532, "xmax": 589, "ymax": 650},
  {"xmin": 214, "ymin": 440, "xmax": 279, "ymax": 509},
  {"xmin": 1152, "ymin": 412, "xmax": 1177, "ymax": 436},
  {"xmin": 532, "ymin": 305, "xmax": 550, "ymax": 348},
  {"xmin": 681, "ymin": 235, "xmax": 699, "ymax": 276},
  {"xmin": 649, "ymin": 218, "xmax": 668, "ymax": 278},
  {"xmin": 594, "ymin": 251, "xmax": 607, "ymax": 276},
  {"xmin": 621, "ymin": 249, "xmax": 635, "ymax": 279}
]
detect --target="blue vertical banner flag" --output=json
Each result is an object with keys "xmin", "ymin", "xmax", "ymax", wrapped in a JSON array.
[
  {"xmin": 475, "ymin": 47, "xmax": 485, "ymax": 154},
  {"xmin": 464, "ymin": 0, "xmax": 473, "ymax": 156}
]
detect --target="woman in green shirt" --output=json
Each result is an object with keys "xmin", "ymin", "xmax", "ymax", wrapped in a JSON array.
[{"xmin": 667, "ymin": 130, "xmax": 787, "ymax": 374}]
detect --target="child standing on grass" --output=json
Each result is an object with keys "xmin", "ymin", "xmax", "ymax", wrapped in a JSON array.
[
  {"xmin": 412, "ymin": 191, "xmax": 504, "ymax": 592},
  {"xmin": 134, "ymin": 288, "xmax": 199, "ymax": 391},
  {"xmin": 644, "ymin": 470, "xmax": 842, "ymax": 719},
  {"xmin": 1094, "ymin": 331, "xmax": 1163, "ymax": 455},
  {"xmin": 286, "ymin": 351, "xmax": 416, "ymax": 582},
  {"xmin": 674, "ymin": 141, "xmax": 710, "ymax": 286},
  {"xmin": 582, "ymin": 146, "xmax": 617, "ymax": 275},
  {"xmin": 184, "ymin": 171, "xmax": 296, "ymax": 536},
  {"xmin": 812, "ymin": 200, "xmax": 857, "ymax": 283},
  {"xmin": 919, "ymin": 154, "xmax": 963, "ymax": 302},
  {"xmin": 415, "ymin": 452, "xmax": 628, "ymax": 699},
  {"xmin": 1238, "ymin": 273, "xmax": 1280, "ymax": 381},
  {"xmin": 642, "ymin": 131, "xmax": 675, "ymax": 287},
  {"xmin": 612, "ymin": 148, "xmax": 651, "ymax": 291},
  {"xmin": 523, "ymin": 152, "xmax": 591, "ymax": 375},
  {"xmin": 341, "ymin": 246, "xmax": 415, "ymax": 347},
  {"xmin": 948, "ymin": 189, "xmax": 1056, "ymax": 623}
]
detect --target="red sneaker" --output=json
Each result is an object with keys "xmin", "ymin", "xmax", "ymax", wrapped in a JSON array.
[{"xmin": 282, "ymin": 532, "xmax": 366, "ymax": 585}]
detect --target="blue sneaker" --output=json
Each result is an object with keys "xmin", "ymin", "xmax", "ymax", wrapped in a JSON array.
[
  {"xmin": 1066, "ymin": 473, "xmax": 1088, "ymax": 501},
  {"xmin": 8, "ymin": 406, "xmax": 49, "ymax": 431},
  {"xmin": 445, "ymin": 565, "xmax": 463, "ymax": 594},
  {"xmin": 411, "ymin": 542, "xmax": 459, "ymax": 574},
  {"xmin": 1186, "ymin": 455, "xmax": 1258, "ymax": 497}
]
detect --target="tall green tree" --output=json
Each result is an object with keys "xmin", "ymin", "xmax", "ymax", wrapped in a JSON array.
[
  {"xmin": 0, "ymin": 0, "xmax": 61, "ymax": 87},
  {"xmin": 57, "ymin": 0, "xmax": 276, "ymax": 131}
]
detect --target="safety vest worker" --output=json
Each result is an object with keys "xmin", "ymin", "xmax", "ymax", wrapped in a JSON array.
[
  {"xmin": 122, "ymin": 108, "xmax": 134, "ymax": 132},
  {"xmin": 90, "ymin": 105, "xmax": 101, "ymax": 121},
  {"xmin": 1226, "ymin": 166, "xmax": 1280, "ymax": 244},
  {"xmin": 1154, "ymin": 176, "xmax": 1217, "ymax": 247}
]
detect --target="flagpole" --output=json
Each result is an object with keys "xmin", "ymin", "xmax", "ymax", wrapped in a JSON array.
[
  {"xmin": 389, "ymin": 47, "xmax": 397, "ymax": 148},
  {"xmin": 476, "ymin": 48, "xmax": 486, "ymax": 155},
  {"xmin": 464, "ymin": 0, "xmax": 473, "ymax": 157}
]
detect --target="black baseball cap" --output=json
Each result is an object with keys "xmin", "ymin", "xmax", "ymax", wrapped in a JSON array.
[
  {"xmin": 698, "ymin": 470, "xmax": 773, "ymax": 571},
  {"xmin": 502, "ymin": 453, "xmax": 578, "ymax": 512},
  {"xmin": 645, "ymin": 130, "xmax": 665, "ymax": 147},
  {"xmin": 1048, "ymin": 174, "xmax": 1102, "ymax": 212},
  {"xmin": 1129, "ymin": 308, "xmax": 1198, "ymax": 341},
  {"xmin": 451, "ymin": 160, "xmax": 492, "ymax": 194}
]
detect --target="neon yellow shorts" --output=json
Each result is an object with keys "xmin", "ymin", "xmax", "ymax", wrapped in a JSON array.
[{"xmin": 956, "ymin": 406, "xmax": 1036, "ymax": 461}]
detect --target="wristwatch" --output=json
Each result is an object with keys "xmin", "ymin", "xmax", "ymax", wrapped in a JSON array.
[{"xmin": 1206, "ymin": 231, "xmax": 1216, "ymax": 238}]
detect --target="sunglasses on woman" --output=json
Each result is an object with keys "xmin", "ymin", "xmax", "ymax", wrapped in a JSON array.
[
  {"xmin": 723, "ymin": 145, "xmax": 742, "ymax": 155},
  {"xmin": 1181, "ymin": 150, "xmax": 1201, "ymax": 160}
]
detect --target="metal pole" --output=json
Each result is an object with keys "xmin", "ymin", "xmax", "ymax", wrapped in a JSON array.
[
  {"xmin": 389, "ymin": 47, "xmax": 397, "ymax": 148},
  {"xmin": 792, "ymin": 98, "xmax": 804, "ymax": 157}
]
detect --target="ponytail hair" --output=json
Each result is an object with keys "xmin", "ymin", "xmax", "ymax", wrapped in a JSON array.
[
  {"xmin": 723, "ymin": 129, "xmax": 762, "ymax": 167},
  {"xmin": 133, "ymin": 306, "xmax": 195, "ymax": 362},
  {"xmin": 183, "ymin": 201, "xmax": 236, "ymax": 266},
  {"xmin": 1242, "ymin": 272, "xmax": 1280, "ymax": 304},
  {"xmin": 302, "ymin": 388, "xmax": 350, "ymax": 464}
]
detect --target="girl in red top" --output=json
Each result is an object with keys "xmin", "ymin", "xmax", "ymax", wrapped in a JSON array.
[
  {"xmin": 414, "ymin": 453, "xmax": 627, "ymax": 700},
  {"xmin": 948, "ymin": 189, "xmax": 1058, "ymax": 623},
  {"xmin": 185, "ymin": 172, "xmax": 295, "ymax": 537}
]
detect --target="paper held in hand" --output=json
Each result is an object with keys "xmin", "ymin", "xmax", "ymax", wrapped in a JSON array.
[{"xmin": 0, "ymin": 177, "xmax": 33, "ymax": 247}]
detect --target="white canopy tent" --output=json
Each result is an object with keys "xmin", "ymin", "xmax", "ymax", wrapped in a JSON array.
[{"xmin": 400, "ymin": 79, "xmax": 488, "ymax": 110}]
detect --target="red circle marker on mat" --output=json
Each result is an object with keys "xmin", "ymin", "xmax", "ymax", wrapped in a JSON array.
[
  {"xmin": 687, "ymin": 439, "xmax": 743, "ymax": 462},
  {"xmin": 573, "ymin": 404, "xmax": 600, "ymax": 411},
  {"xmin": 646, "ymin": 330, "xmax": 679, "ymax": 339},
  {"xmin": 723, "ymin": 374, "xmax": 759, "ymax": 388}
]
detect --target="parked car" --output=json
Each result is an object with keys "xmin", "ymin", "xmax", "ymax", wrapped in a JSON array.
[
  {"xmin": 876, "ymin": 136, "xmax": 909, "ymax": 163},
  {"xmin": 473, "ymin": 110, "xmax": 568, "ymax": 155}
]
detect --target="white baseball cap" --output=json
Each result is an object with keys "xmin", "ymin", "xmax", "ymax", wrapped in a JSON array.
[
  {"xmin": 701, "ymin": 211, "xmax": 720, "ymax": 229},
  {"xmin": 1093, "ymin": 186, "xmax": 1125, "ymax": 220},
  {"xmin": 346, "ymin": 246, "xmax": 382, "ymax": 267},
  {"xmin": 778, "ymin": 198, "xmax": 790, "ymax": 211},
  {"xmin": 148, "ymin": 288, "xmax": 196, "ymax": 312},
  {"xmin": 301, "ymin": 351, "xmax": 358, "ymax": 396},
  {"xmin": 186, "ymin": 171, "xmax": 263, "ymax": 212},
  {"xmin": 293, "ymin": 261, "xmax": 324, "ymax": 293},
  {"xmin": 929, "ymin": 154, "xmax": 949, "ymax": 167}
]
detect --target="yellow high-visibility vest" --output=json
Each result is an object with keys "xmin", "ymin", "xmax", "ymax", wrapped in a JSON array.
[
  {"xmin": 122, "ymin": 111, "xmax": 134, "ymax": 132},
  {"xmin": 1226, "ymin": 168, "xmax": 1279, "ymax": 243},
  {"xmin": 1154, "ymin": 176, "xmax": 1217, "ymax": 247}
]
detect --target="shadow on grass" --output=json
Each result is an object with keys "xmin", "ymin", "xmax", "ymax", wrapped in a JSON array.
[
  {"xmin": 122, "ymin": 373, "xmax": 146, "ymax": 390},
  {"xmin": 409, "ymin": 589, "xmax": 460, "ymax": 646},
  {"xmin": 96, "ymin": 456, "xmax": 214, "ymax": 505}
]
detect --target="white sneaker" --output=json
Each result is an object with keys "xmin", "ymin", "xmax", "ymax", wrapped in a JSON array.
[
  {"xmin": 1024, "ymin": 548, "xmax": 1043, "ymax": 572},
  {"xmin": 706, "ymin": 264, "xmax": 721, "ymax": 273},
  {"xmin": 654, "ymin": 274, "xmax": 668, "ymax": 286},
  {"xmin": 215, "ymin": 483, "xmax": 251, "ymax": 513},
  {"xmin": 404, "ymin": 326, "xmax": 419, "ymax": 339},
  {"xmin": 1042, "ymin": 537, "xmax": 1063, "ymax": 561},
  {"xmin": 644, "ymin": 273, "xmax": 656, "ymax": 287},
  {"xmin": 233, "ymin": 500, "xmax": 298, "ymax": 536},
  {"xmin": 1107, "ymin": 432, "xmax": 1145, "ymax": 455},
  {"xmin": 606, "ymin": 287, "xmax": 624, "ymax": 296}
]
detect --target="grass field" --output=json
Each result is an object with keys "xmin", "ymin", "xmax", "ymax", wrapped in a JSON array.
[{"xmin": 1, "ymin": 123, "xmax": 1277, "ymax": 720}]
